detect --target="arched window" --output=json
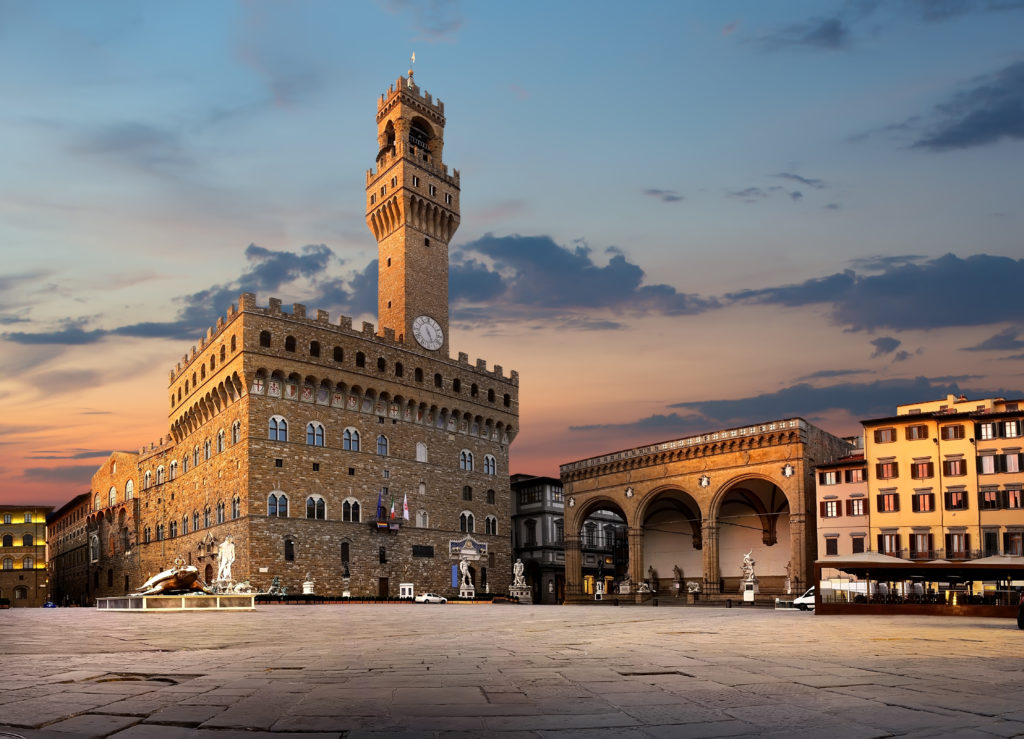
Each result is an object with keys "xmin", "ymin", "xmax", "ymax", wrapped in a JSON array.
[
  {"xmin": 231, "ymin": 421, "xmax": 241, "ymax": 445},
  {"xmin": 416, "ymin": 442, "xmax": 428, "ymax": 462},
  {"xmin": 503, "ymin": 394, "xmax": 511, "ymax": 408},
  {"xmin": 268, "ymin": 493, "xmax": 288, "ymax": 517},
  {"xmin": 460, "ymin": 450, "xmax": 474, "ymax": 471},
  {"xmin": 285, "ymin": 336, "xmax": 296, "ymax": 352},
  {"xmin": 181, "ymin": 515, "xmax": 188, "ymax": 535},
  {"xmin": 333, "ymin": 346, "xmax": 344, "ymax": 362},
  {"xmin": 143, "ymin": 528, "xmax": 151, "ymax": 544},
  {"xmin": 231, "ymin": 335, "xmax": 237, "ymax": 352},
  {"xmin": 415, "ymin": 368, "xmax": 423, "ymax": 382},
  {"xmin": 201, "ymin": 365, "xmax": 206, "ymax": 380},
  {"xmin": 217, "ymin": 430, "xmax": 225, "ymax": 452},
  {"xmin": 453, "ymin": 379, "xmax": 461, "ymax": 393},
  {"xmin": 342, "ymin": 498, "xmax": 360, "ymax": 522},
  {"xmin": 156, "ymin": 466, "xmax": 165, "ymax": 485},
  {"xmin": 23, "ymin": 533, "xmax": 33, "ymax": 546},
  {"xmin": 377, "ymin": 357, "xmax": 386, "ymax": 372},
  {"xmin": 306, "ymin": 422, "xmax": 325, "ymax": 446},
  {"xmin": 483, "ymin": 455, "xmax": 496, "ymax": 475},
  {"xmin": 144, "ymin": 471, "xmax": 152, "ymax": 489},
  {"xmin": 2, "ymin": 535, "xmax": 12, "ymax": 548},
  {"xmin": 485, "ymin": 516, "xmax": 497, "ymax": 535},
  {"xmin": 343, "ymin": 428, "xmax": 360, "ymax": 451},
  {"xmin": 203, "ymin": 506, "xmax": 211, "ymax": 528},
  {"xmin": 221, "ymin": 344, "xmax": 227, "ymax": 361},
  {"xmin": 434, "ymin": 373, "xmax": 442, "ymax": 388},
  {"xmin": 204, "ymin": 439, "xmax": 212, "ymax": 460},
  {"xmin": 193, "ymin": 446, "xmax": 200, "ymax": 467},
  {"xmin": 460, "ymin": 512, "xmax": 474, "ymax": 533},
  {"xmin": 259, "ymin": 330, "xmax": 271, "ymax": 348},
  {"xmin": 356, "ymin": 351, "xmax": 366, "ymax": 368},
  {"xmin": 284, "ymin": 538, "xmax": 295, "ymax": 561},
  {"xmin": 216, "ymin": 501, "xmax": 225, "ymax": 524},
  {"xmin": 416, "ymin": 510, "xmax": 429, "ymax": 528},
  {"xmin": 232, "ymin": 496, "xmax": 240, "ymax": 519},
  {"xmin": 269, "ymin": 416, "xmax": 288, "ymax": 442},
  {"xmin": 488, "ymin": 388, "xmax": 495, "ymax": 402},
  {"xmin": 193, "ymin": 510, "xmax": 199, "ymax": 531},
  {"xmin": 2, "ymin": 557, "xmax": 12, "ymax": 570},
  {"xmin": 22, "ymin": 555, "xmax": 34, "ymax": 569},
  {"xmin": 487, "ymin": 489, "xmax": 496, "ymax": 504},
  {"xmin": 169, "ymin": 521, "xmax": 177, "ymax": 538},
  {"xmin": 94, "ymin": 493, "xmax": 101, "ymax": 510},
  {"xmin": 377, "ymin": 435, "xmax": 388, "ymax": 456},
  {"xmin": 471, "ymin": 383, "xmax": 478, "ymax": 397},
  {"xmin": 462, "ymin": 486, "xmax": 473, "ymax": 501},
  {"xmin": 108, "ymin": 486, "xmax": 117, "ymax": 507},
  {"xmin": 309, "ymin": 341, "xmax": 321, "ymax": 358},
  {"xmin": 395, "ymin": 362, "xmax": 403, "ymax": 377},
  {"xmin": 14, "ymin": 586, "xmax": 27, "ymax": 600},
  {"xmin": 156, "ymin": 524, "xmax": 164, "ymax": 541},
  {"xmin": 306, "ymin": 496, "xmax": 326, "ymax": 520},
  {"xmin": 211, "ymin": 355, "xmax": 216, "ymax": 371},
  {"xmin": 169, "ymin": 460, "xmax": 178, "ymax": 480}
]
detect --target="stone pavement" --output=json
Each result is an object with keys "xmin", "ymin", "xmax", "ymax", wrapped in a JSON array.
[{"xmin": 1, "ymin": 604, "xmax": 1023, "ymax": 738}]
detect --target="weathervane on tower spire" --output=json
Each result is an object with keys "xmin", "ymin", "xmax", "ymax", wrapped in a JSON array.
[{"xmin": 407, "ymin": 52, "xmax": 416, "ymax": 88}]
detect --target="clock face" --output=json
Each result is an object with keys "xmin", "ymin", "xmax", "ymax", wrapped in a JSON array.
[{"xmin": 412, "ymin": 315, "xmax": 444, "ymax": 350}]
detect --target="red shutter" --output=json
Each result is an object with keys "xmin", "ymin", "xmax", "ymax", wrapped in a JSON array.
[
  {"xmin": 845, "ymin": 499, "xmax": 853, "ymax": 516},
  {"xmin": 926, "ymin": 462, "xmax": 934, "ymax": 477},
  {"xmin": 892, "ymin": 462, "xmax": 899, "ymax": 478},
  {"xmin": 819, "ymin": 501, "xmax": 827, "ymax": 518},
  {"xmin": 965, "ymin": 533, "xmax": 971, "ymax": 556},
  {"xmin": 875, "ymin": 463, "xmax": 883, "ymax": 479},
  {"xmin": 895, "ymin": 534, "xmax": 901, "ymax": 553},
  {"xmin": 929, "ymin": 493, "xmax": 935, "ymax": 511}
]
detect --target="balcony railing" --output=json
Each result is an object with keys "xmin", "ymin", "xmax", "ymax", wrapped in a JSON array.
[{"xmin": 886, "ymin": 548, "xmax": 983, "ymax": 561}]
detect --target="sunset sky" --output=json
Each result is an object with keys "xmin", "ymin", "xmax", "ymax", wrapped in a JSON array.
[{"xmin": 2, "ymin": 1, "xmax": 1023, "ymax": 506}]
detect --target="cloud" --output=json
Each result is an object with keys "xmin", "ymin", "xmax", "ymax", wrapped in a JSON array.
[
  {"xmin": 824, "ymin": 203, "xmax": 842, "ymax": 210},
  {"xmin": 870, "ymin": 336, "xmax": 901, "ymax": 357},
  {"xmin": 450, "ymin": 234, "xmax": 718, "ymax": 326},
  {"xmin": 789, "ymin": 191, "xmax": 803, "ymax": 202},
  {"xmin": 4, "ymin": 321, "xmax": 106, "ymax": 345},
  {"xmin": 892, "ymin": 350, "xmax": 911, "ymax": 362},
  {"xmin": 727, "ymin": 253, "xmax": 1024, "ymax": 331},
  {"xmin": 962, "ymin": 326, "xmax": 1024, "ymax": 351},
  {"xmin": 27, "ymin": 449, "xmax": 114, "ymax": 461},
  {"xmin": 774, "ymin": 172, "xmax": 826, "ymax": 189},
  {"xmin": 847, "ymin": 254, "xmax": 925, "ymax": 271},
  {"xmin": 912, "ymin": 60, "xmax": 1024, "ymax": 151},
  {"xmin": 643, "ymin": 188, "xmax": 683, "ymax": 203},
  {"xmin": 905, "ymin": 0, "xmax": 1024, "ymax": 22},
  {"xmin": 21, "ymin": 465, "xmax": 97, "ymax": 485},
  {"xmin": 384, "ymin": 0, "xmax": 463, "ymax": 41},
  {"xmin": 795, "ymin": 368, "xmax": 872, "ymax": 382},
  {"xmin": 727, "ymin": 187, "xmax": 770, "ymax": 201},
  {"xmin": 572, "ymin": 376, "xmax": 1021, "ymax": 437},
  {"xmin": 758, "ymin": 16, "xmax": 850, "ymax": 51}
]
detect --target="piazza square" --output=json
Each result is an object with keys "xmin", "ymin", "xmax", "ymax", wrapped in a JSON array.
[{"xmin": 2, "ymin": 603, "xmax": 1023, "ymax": 738}]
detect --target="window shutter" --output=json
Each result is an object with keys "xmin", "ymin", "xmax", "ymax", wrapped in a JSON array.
[
  {"xmin": 929, "ymin": 493, "xmax": 935, "ymax": 511},
  {"xmin": 836, "ymin": 501, "xmax": 843, "ymax": 517},
  {"xmin": 876, "ymin": 494, "xmax": 884, "ymax": 512},
  {"xmin": 1004, "ymin": 532, "xmax": 1011, "ymax": 554},
  {"xmin": 974, "ymin": 422, "xmax": 982, "ymax": 439},
  {"xmin": 945, "ymin": 533, "xmax": 952, "ymax": 554},
  {"xmin": 819, "ymin": 501, "xmax": 827, "ymax": 518},
  {"xmin": 875, "ymin": 463, "xmax": 883, "ymax": 479},
  {"xmin": 996, "ymin": 421, "xmax": 1005, "ymax": 438},
  {"xmin": 895, "ymin": 534, "xmax": 901, "ymax": 552},
  {"xmin": 926, "ymin": 462, "xmax": 934, "ymax": 477},
  {"xmin": 928, "ymin": 533, "xmax": 934, "ymax": 555},
  {"xmin": 845, "ymin": 499, "xmax": 853, "ymax": 516},
  {"xmin": 818, "ymin": 472, "xmax": 825, "ymax": 485},
  {"xmin": 892, "ymin": 462, "xmax": 899, "ymax": 478},
  {"xmin": 877, "ymin": 533, "xmax": 884, "ymax": 553},
  {"xmin": 976, "ymin": 456, "xmax": 983, "ymax": 474},
  {"xmin": 965, "ymin": 533, "xmax": 971, "ymax": 554},
  {"xmin": 912, "ymin": 495, "xmax": 920, "ymax": 513},
  {"xmin": 894, "ymin": 494, "xmax": 900, "ymax": 512}
]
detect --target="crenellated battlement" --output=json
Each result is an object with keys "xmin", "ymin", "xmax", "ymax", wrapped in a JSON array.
[
  {"xmin": 170, "ymin": 294, "xmax": 516, "ymax": 386},
  {"xmin": 378, "ymin": 74, "xmax": 445, "ymax": 123},
  {"xmin": 366, "ymin": 139, "xmax": 460, "ymax": 187}
]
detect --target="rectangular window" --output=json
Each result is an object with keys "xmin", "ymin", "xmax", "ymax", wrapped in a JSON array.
[
  {"xmin": 911, "ymin": 533, "xmax": 932, "ymax": 559},
  {"xmin": 945, "ymin": 490, "xmax": 968, "ymax": 510},
  {"xmin": 911, "ymin": 461, "xmax": 934, "ymax": 480},
  {"xmin": 847, "ymin": 498, "xmax": 867, "ymax": 516},
  {"xmin": 820, "ymin": 500, "xmax": 841, "ymax": 518},
  {"xmin": 943, "ymin": 458, "xmax": 966, "ymax": 476},
  {"xmin": 874, "ymin": 428, "xmax": 895, "ymax": 443},
  {"xmin": 1006, "ymin": 532, "xmax": 1023, "ymax": 556},
  {"xmin": 875, "ymin": 461, "xmax": 898, "ymax": 480},
  {"xmin": 979, "ymin": 455, "xmax": 997, "ymax": 474},
  {"xmin": 818, "ymin": 471, "xmax": 839, "ymax": 486},
  {"xmin": 906, "ymin": 424, "xmax": 929, "ymax": 441},
  {"xmin": 979, "ymin": 422, "xmax": 997, "ymax": 440},
  {"xmin": 1007, "ymin": 488, "xmax": 1023, "ymax": 509},
  {"xmin": 912, "ymin": 493, "xmax": 934, "ymax": 512},
  {"xmin": 851, "ymin": 536, "xmax": 865, "ymax": 554},
  {"xmin": 428, "ymin": 184, "xmax": 436, "ymax": 196},
  {"xmin": 845, "ymin": 468, "xmax": 865, "ymax": 483},
  {"xmin": 1006, "ymin": 454, "xmax": 1021, "ymax": 474},
  {"xmin": 877, "ymin": 493, "xmax": 899, "ymax": 512},
  {"xmin": 825, "ymin": 538, "xmax": 838, "ymax": 556},
  {"xmin": 880, "ymin": 533, "xmax": 900, "ymax": 555},
  {"xmin": 980, "ymin": 489, "xmax": 1001, "ymax": 510},
  {"xmin": 946, "ymin": 532, "xmax": 969, "ymax": 558},
  {"xmin": 411, "ymin": 545, "xmax": 434, "ymax": 558},
  {"xmin": 1004, "ymin": 420, "xmax": 1020, "ymax": 438},
  {"xmin": 412, "ymin": 175, "xmax": 420, "ymax": 187},
  {"xmin": 941, "ymin": 424, "xmax": 965, "ymax": 441}
]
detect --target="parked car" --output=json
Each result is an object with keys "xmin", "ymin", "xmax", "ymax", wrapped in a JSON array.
[
  {"xmin": 793, "ymin": 586, "xmax": 815, "ymax": 611},
  {"xmin": 414, "ymin": 592, "xmax": 447, "ymax": 604},
  {"xmin": 42, "ymin": 601, "xmax": 57, "ymax": 608}
]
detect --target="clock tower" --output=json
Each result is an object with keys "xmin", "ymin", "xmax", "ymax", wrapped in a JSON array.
[{"xmin": 366, "ymin": 70, "xmax": 460, "ymax": 354}]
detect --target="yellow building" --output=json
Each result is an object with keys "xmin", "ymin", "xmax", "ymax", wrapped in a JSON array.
[
  {"xmin": 0, "ymin": 505, "xmax": 52, "ymax": 607},
  {"xmin": 863, "ymin": 394, "xmax": 1024, "ymax": 562}
]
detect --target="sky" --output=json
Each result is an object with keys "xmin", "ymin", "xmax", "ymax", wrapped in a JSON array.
[{"xmin": 2, "ymin": 0, "xmax": 1023, "ymax": 507}]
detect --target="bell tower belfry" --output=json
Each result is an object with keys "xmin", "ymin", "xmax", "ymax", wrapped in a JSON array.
[{"xmin": 366, "ymin": 70, "xmax": 460, "ymax": 355}]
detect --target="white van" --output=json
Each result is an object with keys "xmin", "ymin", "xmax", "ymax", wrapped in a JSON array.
[{"xmin": 793, "ymin": 586, "xmax": 815, "ymax": 611}]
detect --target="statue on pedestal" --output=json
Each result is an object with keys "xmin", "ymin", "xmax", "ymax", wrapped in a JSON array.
[
  {"xmin": 512, "ymin": 559, "xmax": 526, "ymax": 588},
  {"xmin": 302, "ymin": 573, "xmax": 315, "ymax": 595},
  {"xmin": 216, "ymin": 536, "xmax": 236, "ymax": 583}
]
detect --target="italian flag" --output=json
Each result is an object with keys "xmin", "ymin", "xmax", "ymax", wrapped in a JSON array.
[{"xmin": 390, "ymin": 496, "xmax": 396, "ymax": 519}]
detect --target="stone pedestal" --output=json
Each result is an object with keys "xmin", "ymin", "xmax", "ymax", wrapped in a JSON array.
[
  {"xmin": 508, "ymin": 585, "xmax": 532, "ymax": 603},
  {"xmin": 741, "ymin": 578, "xmax": 759, "ymax": 602},
  {"xmin": 460, "ymin": 586, "xmax": 475, "ymax": 599}
]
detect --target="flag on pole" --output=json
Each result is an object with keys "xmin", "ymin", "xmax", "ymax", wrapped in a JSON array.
[
  {"xmin": 402, "ymin": 493, "xmax": 410, "ymax": 520},
  {"xmin": 376, "ymin": 490, "xmax": 383, "ymax": 520},
  {"xmin": 390, "ymin": 495, "xmax": 396, "ymax": 519}
]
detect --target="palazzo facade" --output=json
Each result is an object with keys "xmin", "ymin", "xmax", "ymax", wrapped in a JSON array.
[
  {"xmin": 63, "ymin": 71, "xmax": 519, "ymax": 601},
  {"xmin": 560, "ymin": 419, "xmax": 852, "ymax": 602}
]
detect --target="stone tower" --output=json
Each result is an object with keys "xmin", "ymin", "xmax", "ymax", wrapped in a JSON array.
[{"xmin": 366, "ymin": 70, "xmax": 460, "ymax": 356}]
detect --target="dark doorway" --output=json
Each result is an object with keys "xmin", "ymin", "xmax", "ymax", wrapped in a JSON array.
[
  {"xmin": 205, "ymin": 563, "xmax": 214, "ymax": 583},
  {"xmin": 378, "ymin": 577, "xmax": 389, "ymax": 598}
]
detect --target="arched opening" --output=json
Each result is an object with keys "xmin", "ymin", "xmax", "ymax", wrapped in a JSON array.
[
  {"xmin": 715, "ymin": 478, "xmax": 791, "ymax": 595},
  {"xmin": 577, "ymin": 501, "xmax": 628, "ymax": 597},
  {"xmin": 641, "ymin": 489, "xmax": 704, "ymax": 592}
]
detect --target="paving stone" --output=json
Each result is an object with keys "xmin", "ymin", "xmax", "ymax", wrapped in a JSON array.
[
  {"xmin": 142, "ymin": 704, "xmax": 226, "ymax": 725},
  {"xmin": 44, "ymin": 713, "xmax": 140, "ymax": 736}
]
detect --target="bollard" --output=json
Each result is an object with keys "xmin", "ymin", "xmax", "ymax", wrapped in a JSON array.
[
  {"xmin": 653, "ymin": 598, "xmax": 658, "ymax": 607},
  {"xmin": 1018, "ymin": 596, "xmax": 1024, "ymax": 630},
  {"xmin": 614, "ymin": 598, "xmax": 620, "ymax": 606},
  {"xmin": 727, "ymin": 598, "xmax": 732, "ymax": 608}
]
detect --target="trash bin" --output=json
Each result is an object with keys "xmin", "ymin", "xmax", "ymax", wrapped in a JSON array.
[{"xmin": 727, "ymin": 598, "xmax": 733, "ymax": 608}]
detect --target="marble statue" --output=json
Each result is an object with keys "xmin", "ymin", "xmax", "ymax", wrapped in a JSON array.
[
  {"xmin": 459, "ymin": 558, "xmax": 472, "ymax": 588},
  {"xmin": 785, "ymin": 560, "xmax": 793, "ymax": 595},
  {"xmin": 217, "ymin": 536, "xmax": 236, "ymax": 582},
  {"xmin": 512, "ymin": 559, "xmax": 526, "ymax": 588},
  {"xmin": 302, "ymin": 572, "xmax": 315, "ymax": 595},
  {"xmin": 741, "ymin": 550, "xmax": 756, "ymax": 581},
  {"xmin": 686, "ymin": 580, "xmax": 702, "ymax": 594}
]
